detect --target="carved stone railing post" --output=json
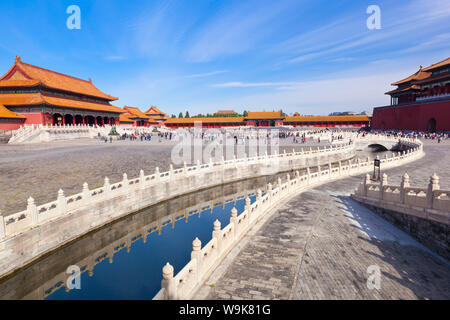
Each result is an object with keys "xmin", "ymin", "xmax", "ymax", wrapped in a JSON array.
[
  {"xmin": 0, "ymin": 212, "xmax": 5, "ymax": 239},
  {"xmin": 155, "ymin": 167, "xmax": 160, "ymax": 182},
  {"xmin": 338, "ymin": 160, "xmax": 342, "ymax": 176},
  {"xmin": 104, "ymin": 177, "xmax": 111, "ymax": 199},
  {"xmin": 139, "ymin": 170, "xmax": 146, "ymax": 190},
  {"xmin": 161, "ymin": 263, "xmax": 176, "ymax": 300},
  {"xmin": 427, "ymin": 174, "xmax": 440, "ymax": 209},
  {"xmin": 212, "ymin": 220, "xmax": 222, "ymax": 254},
  {"xmin": 228, "ymin": 206, "xmax": 238, "ymax": 234},
  {"xmin": 400, "ymin": 172, "xmax": 410, "ymax": 204},
  {"xmin": 380, "ymin": 173, "xmax": 388, "ymax": 200},
  {"xmin": 27, "ymin": 197, "xmax": 38, "ymax": 226},
  {"xmin": 245, "ymin": 196, "xmax": 251, "ymax": 212},
  {"xmin": 267, "ymin": 183, "xmax": 273, "ymax": 204},
  {"xmin": 191, "ymin": 237, "xmax": 203, "ymax": 285},
  {"xmin": 57, "ymin": 189, "xmax": 67, "ymax": 215},
  {"xmin": 364, "ymin": 173, "xmax": 371, "ymax": 196},
  {"xmin": 169, "ymin": 164, "xmax": 174, "ymax": 177},
  {"xmin": 122, "ymin": 174, "xmax": 129, "ymax": 198},
  {"xmin": 286, "ymin": 174, "xmax": 291, "ymax": 190}
]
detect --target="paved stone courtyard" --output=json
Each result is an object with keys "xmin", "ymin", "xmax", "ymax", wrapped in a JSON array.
[
  {"xmin": 194, "ymin": 140, "xmax": 450, "ymax": 300},
  {"xmin": 0, "ymin": 137, "xmax": 323, "ymax": 214}
]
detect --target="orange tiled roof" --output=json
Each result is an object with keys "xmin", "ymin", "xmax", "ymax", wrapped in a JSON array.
[
  {"xmin": 0, "ymin": 79, "xmax": 40, "ymax": 87},
  {"xmin": 391, "ymin": 68, "xmax": 431, "ymax": 86},
  {"xmin": 165, "ymin": 117, "xmax": 245, "ymax": 124},
  {"xmin": 0, "ymin": 92, "xmax": 123, "ymax": 113},
  {"xmin": 123, "ymin": 106, "xmax": 152, "ymax": 119},
  {"xmin": 284, "ymin": 115, "xmax": 370, "ymax": 122},
  {"xmin": 145, "ymin": 106, "xmax": 166, "ymax": 115},
  {"xmin": 385, "ymin": 85, "xmax": 420, "ymax": 95},
  {"xmin": 0, "ymin": 104, "xmax": 26, "ymax": 119},
  {"xmin": 246, "ymin": 111, "xmax": 284, "ymax": 119},
  {"xmin": 119, "ymin": 113, "xmax": 135, "ymax": 123},
  {"xmin": 0, "ymin": 57, "xmax": 118, "ymax": 101},
  {"xmin": 422, "ymin": 57, "xmax": 450, "ymax": 72}
]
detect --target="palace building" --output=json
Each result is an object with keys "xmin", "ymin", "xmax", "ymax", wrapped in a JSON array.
[
  {"xmin": 145, "ymin": 106, "xmax": 168, "ymax": 123},
  {"xmin": 120, "ymin": 106, "xmax": 158, "ymax": 127},
  {"xmin": 163, "ymin": 111, "xmax": 370, "ymax": 128},
  {"xmin": 283, "ymin": 115, "xmax": 370, "ymax": 127},
  {"xmin": 372, "ymin": 57, "xmax": 450, "ymax": 131},
  {"xmin": 0, "ymin": 56, "xmax": 123, "ymax": 130}
]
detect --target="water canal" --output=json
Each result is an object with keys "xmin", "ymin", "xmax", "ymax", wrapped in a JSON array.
[{"xmin": 0, "ymin": 175, "xmax": 285, "ymax": 300}]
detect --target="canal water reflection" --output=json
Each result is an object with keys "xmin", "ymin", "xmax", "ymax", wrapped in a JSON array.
[{"xmin": 0, "ymin": 175, "xmax": 283, "ymax": 300}]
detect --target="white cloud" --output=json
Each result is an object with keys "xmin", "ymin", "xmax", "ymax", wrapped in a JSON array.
[
  {"xmin": 212, "ymin": 81, "xmax": 298, "ymax": 88},
  {"xmin": 185, "ymin": 70, "xmax": 229, "ymax": 78}
]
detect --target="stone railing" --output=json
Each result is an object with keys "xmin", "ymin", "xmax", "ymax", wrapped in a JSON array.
[
  {"xmin": 351, "ymin": 172, "xmax": 449, "ymax": 259},
  {"xmin": 2, "ymin": 180, "xmax": 265, "ymax": 300},
  {"xmin": 352, "ymin": 173, "xmax": 449, "ymax": 223},
  {"xmin": 7, "ymin": 124, "xmax": 167, "ymax": 144},
  {"xmin": 0, "ymin": 141, "xmax": 357, "ymax": 277},
  {"xmin": 8, "ymin": 124, "xmax": 102, "ymax": 144},
  {"xmin": 153, "ymin": 138, "xmax": 424, "ymax": 300}
]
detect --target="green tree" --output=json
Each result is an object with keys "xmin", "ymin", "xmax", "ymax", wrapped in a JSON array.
[
  {"xmin": 178, "ymin": 112, "xmax": 183, "ymax": 118},
  {"xmin": 185, "ymin": 111, "xmax": 190, "ymax": 118},
  {"xmin": 243, "ymin": 110, "xmax": 248, "ymax": 117}
]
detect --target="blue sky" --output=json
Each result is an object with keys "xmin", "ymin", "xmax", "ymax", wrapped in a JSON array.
[{"xmin": 0, "ymin": 0, "xmax": 449, "ymax": 116}]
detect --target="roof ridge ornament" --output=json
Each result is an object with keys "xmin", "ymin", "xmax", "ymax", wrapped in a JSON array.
[{"xmin": 15, "ymin": 56, "xmax": 21, "ymax": 63}]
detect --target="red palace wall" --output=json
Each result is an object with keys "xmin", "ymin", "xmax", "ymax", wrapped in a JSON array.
[
  {"xmin": 0, "ymin": 119, "xmax": 24, "ymax": 130},
  {"xmin": 21, "ymin": 112, "xmax": 45, "ymax": 125},
  {"xmin": 372, "ymin": 100, "xmax": 450, "ymax": 131}
]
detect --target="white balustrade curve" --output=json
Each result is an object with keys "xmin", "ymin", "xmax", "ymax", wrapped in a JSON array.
[{"xmin": 154, "ymin": 137, "xmax": 424, "ymax": 300}]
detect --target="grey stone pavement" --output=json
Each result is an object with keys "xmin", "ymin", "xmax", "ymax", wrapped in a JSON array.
[
  {"xmin": 0, "ymin": 137, "xmax": 325, "ymax": 214},
  {"xmin": 194, "ymin": 140, "xmax": 450, "ymax": 300}
]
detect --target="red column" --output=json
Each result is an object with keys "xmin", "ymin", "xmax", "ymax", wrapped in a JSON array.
[
  {"xmin": 73, "ymin": 115, "xmax": 75, "ymax": 125},
  {"xmin": 102, "ymin": 118, "xmax": 105, "ymax": 126},
  {"xmin": 62, "ymin": 115, "xmax": 65, "ymax": 125},
  {"xmin": 95, "ymin": 117, "xmax": 97, "ymax": 125}
]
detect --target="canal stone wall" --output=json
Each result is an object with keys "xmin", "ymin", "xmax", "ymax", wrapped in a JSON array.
[
  {"xmin": 0, "ymin": 177, "xmax": 271, "ymax": 299},
  {"xmin": 154, "ymin": 138, "xmax": 424, "ymax": 300},
  {"xmin": 351, "ymin": 173, "xmax": 450, "ymax": 260},
  {"xmin": 0, "ymin": 141, "xmax": 357, "ymax": 278}
]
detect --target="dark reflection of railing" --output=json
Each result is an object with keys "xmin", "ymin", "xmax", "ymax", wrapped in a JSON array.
[{"xmin": 0, "ymin": 175, "xmax": 278, "ymax": 300}]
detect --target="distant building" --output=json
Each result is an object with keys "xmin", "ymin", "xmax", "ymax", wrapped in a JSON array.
[
  {"xmin": 164, "ymin": 110, "xmax": 370, "ymax": 128},
  {"xmin": 372, "ymin": 57, "xmax": 450, "ymax": 131},
  {"xmin": 215, "ymin": 109, "xmax": 238, "ymax": 115},
  {"xmin": 145, "ymin": 106, "xmax": 168, "ymax": 123},
  {"xmin": 119, "ymin": 106, "xmax": 157, "ymax": 127}
]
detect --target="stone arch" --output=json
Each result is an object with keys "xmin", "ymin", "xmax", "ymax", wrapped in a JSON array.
[{"xmin": 368, "ymin": 143, "xmax": 389, "ymax": 152}]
